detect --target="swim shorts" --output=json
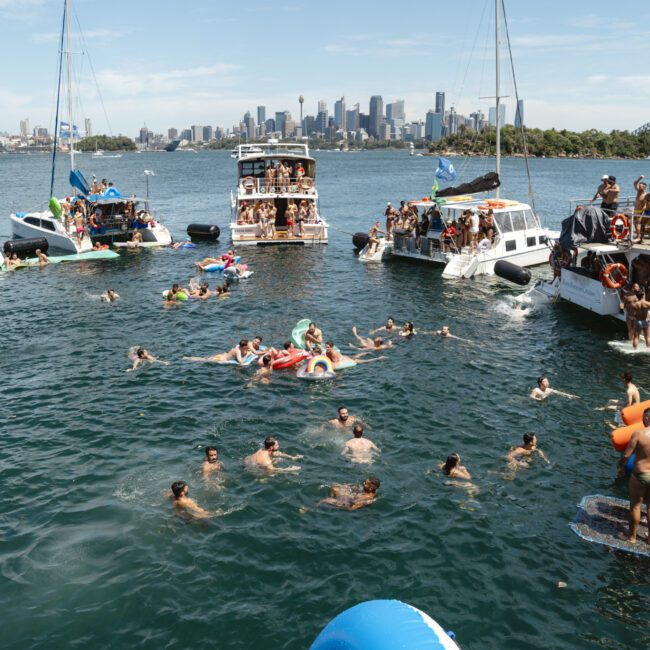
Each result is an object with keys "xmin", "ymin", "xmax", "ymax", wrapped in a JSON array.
[
  {"xmin": 635, "ymin": 320, "xmax": 649, "ymax": 331},
  {"xmin": 633, "ymin": 471, "xmax": 650, "ymax": 487}
]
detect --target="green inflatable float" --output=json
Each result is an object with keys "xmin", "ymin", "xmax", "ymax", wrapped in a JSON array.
[
  {"xmin": 49, "ymin": 197, "xmax": 62, "ymax": 219},
  {"xmin": 291, "ymin": 318, "xmax": 311, "ymax": 349}
]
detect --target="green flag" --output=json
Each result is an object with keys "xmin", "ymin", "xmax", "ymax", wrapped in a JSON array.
[{"xmin": 430, "ymin": 180, "xmax": 438, "ymax": 200}]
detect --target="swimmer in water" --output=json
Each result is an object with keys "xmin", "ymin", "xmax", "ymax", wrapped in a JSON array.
[
  {"xmin": 304, "ymin": 322, "xmax": 323, "ymax": 351},
  {"xmin": 328, "ymin": 406, "xmax": 362, "ymax": 429},
  {"xmin": 101, "ymin": 288, "xmax": 120, "ymax": 303},
  {"xmin": 169, "ymin": 481, "xmax": 214, "ymax": 518},
  {"xmin": 325, "ymin": 340, "xmax": 386, "ymax": 369},
  {"xmin": 530, "ymin": 375, "xmax": 578, "ymax": 401},
  {"xmin": 184, "ymin": 340, "xmax": 250, "ymax": 364},
  {"xmin": 370, "ymin": 317, "xmax": 396, "ymax": 334},
  {"xmin": 507, "ymin": 433, "xmax": 549, "ymax": 469},
  {"xmin": 248, "ymin": 354, "xmax": 274, "ymax": 386},
  {"xmin": 423, "ymin": 325, "xmax": 470, "ymax": 342},
  {"xmin": 317, "ymin": 476, "xmax": 381, "ymax": 511},
  {"xmin": 202, "ymin": 446, "xmax": 222, "ymax": 476},
  {"xmin": 244, "ymin": 436, "xmax": 302, "ymax": 473},
  {"xmin": 342, "ymin": 424, "xmax": 380, "ymax": 463},
  {"xmin": 350, "ymin": 326, "xmax": 393, "ymax": 351},
  {"xmin": 618, "ymin": 407, "xmax": 650, "ymax": 544},
  {"xmin": 248, "ymin": 336, "xmax": 276, "ymax": 358},
  {"xmin": 35, "ymin": 249, "xmax": 49, "ymax": 266},
  {"xmin": 399, "ymin": 321, "xmax": 416, "ymax": 338},
  {"xmin": 128, "ymin": 347, "xmax": 168, "ymax": 371},
  {"xmin": 600, "ymin": 371, "xmax": 641, "ymax": 414},
  {"xmin": 188, "ymin": 282, "xmax": 211, "ymax": 300},
  {"xmin": 440, "ymin": 453, "xmax": 472, "ymax": 480}
]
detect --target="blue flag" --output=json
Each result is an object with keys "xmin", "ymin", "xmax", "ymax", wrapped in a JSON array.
[{"xmin": 435, "ymin": 157, "xmax": 457, "ymax": 182}]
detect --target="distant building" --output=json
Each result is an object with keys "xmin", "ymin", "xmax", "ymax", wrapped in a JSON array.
[
  {"xmin": 139, "ymin": 126, "xmax": 149, "ymax": 144},
  {"xmin": 316, "ymin": 100, "xmax": 328, "ymax": 135},
  {"xmin": 168, "ymin": 128, "xmax": 178, "ymax": 141},
  {"xmin": 386, "ymin": 99, "xmax": 405, "ymax": 122},
  {"xmin": 181, "ymin": 128, "xmax": 192, "ymax": 141},
  {"xmin": 243, "ymin": 112, "xmax": 255, "ymax": 139},
  {"xmin": 488, "ymin": 105, "xmax": 506, "ymax": 127},
  {"xmin": 283, "ymin": 118, "xmax": 296, "ymax": 138},
  {"xmin": 515, "ymin": 99, "xmax": 524, "ymax": 128},
  {"xmin": 425, "ymin": 110, "xmax": 443, "ymax": 141},
  {"xmin": 20, "ymin": 118, "xmax": 30, "ymax": 139},
  {"xmin": 215, "ymin": 127, "xmax": 224, "ymax": 141},
  {"xmin": 435, "ymin": 92, "xmax": 445, "ymax": 116},
  {"xmin": 34, "ymin": 126, "xmax": 48, "ymax": 138},
  {"xmin": 346, "ymin": 104, "xmax": 359, "ymax": 132},
  {"xmin": 469, "ymin": 110, "xmax": 485, "ymax": 131},
  {"xmin": 334, "ymin": 97, "xmax": 346, "ymax": 131},
  {"xmin": 191, "ymin": 125, "xmax": 203, "ymax": 142},
  {"xmin": 257, "ymin": 105, "xmax": 266, "ymax": 126},
  {"xmin": 379, "ymin": 122, "xmax": 391, "ymax": 141},
  {"xmin": 84, "ymin": 118, "xmax": 92, "ymax": 137},
  {"xmin": 203, "ymin": 125, "xmax": 213, "ymax": 141},
  {"xmin": 274, "ymin": 111, "xmax": 286, "ymax": 135},
  {"xmin": 359, "ymin": 113, "xmax": 370, "ymax": 131},
  {"xmin": 265, "ymin": 118, "xmax": 276, "ymax": 134},
  {"xmin": 303, "ymin": 115, "xmax": 316, "ymax": 136},
  {"xmin": 369, "ymin": 95, "xmax": 383, "ymax": 138},
  {"xmin": 410, "ymin": 121, "xmax": 425, "ymax": 140},
  {"xmin": 448, "ymin": 107, "xmax": 459, "ymax": 135}
]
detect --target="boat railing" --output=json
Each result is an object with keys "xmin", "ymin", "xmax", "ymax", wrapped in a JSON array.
[
  {"xmin": 238, "ymin": 177, "xmax": 316, "ymax": 196},
  {"xmin": 568, "ymin": 196, "xmax": 636, "ymax": 215}
]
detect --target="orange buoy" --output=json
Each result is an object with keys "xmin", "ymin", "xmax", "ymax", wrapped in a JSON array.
[
  {"xmin": 611, "ymin": 421, "xmax": 644, "ymax": 452},
  {"xmin": 599, "ymin": 262, "xmax": 628, "ymax": 290},
  {"xmin": 621, "ymin": 399, "xmax": 650, "ymax": 425},
  {"xmin": 610, "ymin": 213, "xmax": 629, "ymax": 240}
]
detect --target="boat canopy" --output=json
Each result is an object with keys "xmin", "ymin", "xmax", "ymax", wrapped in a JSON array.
[
  {"xmin": 559, "ymin": 205, "xmax": 611, "ymax": 250},
  {"xmin": 436, "ymin": 172, "xmax": 500, "ymax": 198}
]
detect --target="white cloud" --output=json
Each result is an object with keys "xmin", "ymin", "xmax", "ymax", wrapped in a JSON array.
[
  {"xmin": 32, "ymin": 29, "xmax": 123, "ymax": 43},
  {"xmin": 587, "ymin": 75, "xmax": 608, "ymax": 83}
]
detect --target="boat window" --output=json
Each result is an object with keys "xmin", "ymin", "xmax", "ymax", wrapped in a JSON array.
[
  {"xmin": 494, "ymin": 213, "xmax": 513, "ymax": 233},
  {"xmin": 505, "ymin": 240, "xmax": 516, "ymax": 251},
  {"xmin": 24, "ymin": 217, "xmax": 40, "ymax": 227},
  {"xmin": 240, "ymin": 161, "xmax": 265, "ymax": 178},
  {"xmin": 41, "ymin": 219, "xmax": 56, "ymax": 232},
  {"xmin": 526, "ymin": 236, "xmax": 536, "ymax": 247},
  {"xmin": 523, "ymin": 210, "xmax": 540, "ymax": 229},
  {"xmin": 510, "ymin": 210, "xmax": 527, "ymax": 231},
  {"xmin": 538, "ymin": 235, "xmax": 547, "ymax": 246}
]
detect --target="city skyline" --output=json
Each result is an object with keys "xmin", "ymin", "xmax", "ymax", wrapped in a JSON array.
[{"xmin": 1, "ymin": 0, "xmax": 649, "ymax": 135}]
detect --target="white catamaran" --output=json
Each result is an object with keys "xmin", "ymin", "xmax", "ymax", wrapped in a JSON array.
[{"xmin": 9, "ymin": 0, "xmax": 171, "ymax": 254}]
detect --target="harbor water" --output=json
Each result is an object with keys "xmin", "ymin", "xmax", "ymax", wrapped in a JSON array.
[{"xmin": 1, "ymin": 151, "xmax": 649, "ymax": 649}]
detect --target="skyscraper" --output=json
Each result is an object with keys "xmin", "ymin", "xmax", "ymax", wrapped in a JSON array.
[
  {"xmin": 425, "ymin": 110, "xmax": 442, "ymax": 142},
  {"xmin": 84, "ymin": 117, "xmax": 92, "ymax": 137},
  {"xmin": 435, "ymin": 92, "xmax": 445, "ymax": 116},
  {"xmin": 274, "ymin": 111, "xmax": 286, "ymax": 135},
  {"xmin": 257, "ymin": 106, "xmax": 266, "ymax": 126},
  {"xmin": 316, "ymin": 100, "xmax": 328, "ymax": 135},
  {"xmin": 191, "ymin": 125, "xmax": 203, "ymax": 142},
  {"xmin": 203, "ymin": 125, "xmax": 213, "ymax": 141},
  {"xmin": 168, "ymin": 128, "xmax": 178, "ymax": 140},
  {"xmin": 346, "ymin": 104, "xmax": 359, "ymax": 132},
  {"xmin": 20, "ymin": 118, "xmax": 30, "ymax": 138},
  {"xmin": 448, "ymin": 107, "xmax": 458, "ymax": 135},
  {"xmin": 488, "ymin": 105, "xmax": 506, "ymax": 127},
  {"xmin": 334, "ymin": 97, "xmax": 346, "ymax": 131},
  {"xmin": 369, "ymin": 95, "xmax": 383, "ymax": 138},
  {"xmin": 243, "ymin": 112, "xmax": 255, "ymax": 139},
  {"xmin": 386, "ymin": 99, "xmax": 405, "ymax": 122},
  {"xmin": 139, "ymin": 126, "xmax": 149, "ymax": 144},
  {"xmin": 514, "ymin": 99, "xmax": 524, "ymax": 128}
]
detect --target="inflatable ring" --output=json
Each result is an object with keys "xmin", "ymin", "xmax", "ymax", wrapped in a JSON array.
[
  {"xmin": 600, "ymin": 262, "xmax": 628, "ymax": 290},
  {"xmin": 621, "ymin": 399, "xmax": 650, "ymax": 425},
  {"xmin": 610, "ymin": 213, "xmax": 629, "ymax": 240},
  {"xmin": 301, "ymin": 177, "xmax": 314, "ymax": 190},
  {"xmin": 241, "ymin": 176, "xmax": 256, "ymax": 192},
  {"xmin": 611, "ymin": 421, "xmax": 644, "ymax": 452},
  {"xmin": 49, "ymin": 196, "xmax": 62, "ymax": 219},
  {"xmin": 271, "ymin": 349, "xmax": 310, "ymax": 369},
  {"xmin": 162, "ymin": 290, "xmax": 188, "ymax": 301},
  {"xmin": 306, "ymin": 355, "xmax": 334, "ymax": 374},
  {"xmin": 311, "ymin": 600, "xmax": 459, "ymax": 650}
]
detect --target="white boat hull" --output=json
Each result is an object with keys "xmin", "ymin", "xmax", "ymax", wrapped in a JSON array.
[
  {"xmin": 230, "ymin": 223, "xmax": 328, "ymax": 245},
  {"xmin": 358, "ymin": 239, "xmax": 392, "ymax": 262}
]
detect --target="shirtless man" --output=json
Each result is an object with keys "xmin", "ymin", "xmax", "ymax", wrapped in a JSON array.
[
  {"xmin": 423, "ymin": 325, "xmax": 469, "ymax": 342},
  {"xmin": 507, "ymin": 432, "xmax": 549, "ymax": 469},
  {"xmin": 184, "ymin": 340, "xmax": 250, "ymax": 364},
  {"xmin": 601, "ymin": 175, "xmax": 620, "ymax": 215},
  {"xmin": 101, "ymin": 288, "xmax": 120, "ymax": 303},
  {"xmin": 169, "ymin": 481, "xmax": 214, "ymax": 518},
  {"xmin": 317, "ymin": 476, "xmax": 381, "ymax": 511},
  {"xmin": 602, "ymin": 372, "xmax": 641, "ymax": 413},
  {"xmin": 618, "ymin": 407, "xmax": 650, "ymax": 544},
  {"xmin": 342, "ymin": 424, "xmax": 380, "ymax": 463},
  {"xmin": 325, "ymin": 340, "xmax": 386, "ymax": 369},
  {"xmin": 328, "ymin": 406, "xmax": 361, "ymax": 429},
  {"xmin": 244, "ymin": 436, "xmax": 302, "ymax": 473},
  {"xmin": 530, "ymin": 375, "xmax": 578, "ymax": 400},
  {"xmin": 249, "ymin": 354, "xmax": 274, "ymax": 386},
  {"xmin": 591, "ymin": 174, "xmax": 609, "ymax": 205},
  {"xmin": 202, "ymin": 446, "xmax": 222, "ymax": 476},
  {"xmin": 268, "ymin": 201, "xmax": 278, "ymax": 238},
  {"xmin": 384, "ymin": 203, "xmax": 397, "ymax": 240},
  {"xmin": 370, "ymin": 317, "xmax": 396, "ymax": 334},
  {"xmin": 248, "ymin": 336, "xmax": 269, "ymax": 357},
  {"xmin": 286, "ymin": 199, "xmax": 298, "ymax": 237},
  {"xmin": 629, "ymin": 290, "xmax": 650, "ymax": 349},
  {"xmin": 128, "ymin": 347, "xmax": 168, "ymax": 371},
  {"xmin": 35, "ymin": 249, "xmax": 49, "ymax": 266},
  {"xmin": 621, "ymin": 283, "xmax": 641, "ymax": 342},
  {"xmin": 73, "ymin": 210, "xmax": 86, "ymax": 246},
  {"xmin": 633, "ymin": 176, "xmax": 647, "ymax": 242},
  {"xmin": 304, "ymin": 322, "xmax": 323, "ymax": 351},
  {"xmin": 367, "ymin": 221, "xmax": 383, "ymax": 253},
  {"xmin": 350, "ymin": 326, "xmax": 393, "ymax": 351}
]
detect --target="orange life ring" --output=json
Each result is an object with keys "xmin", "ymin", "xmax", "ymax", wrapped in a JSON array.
[
  {"xmin": 241, "ymin": 176, "xmax": 256, "ymax": 192},
  {"xmin": 599, "ymin": 262, "xmax": 628, "ymax": 289},
  {"xmin": 301, "ymin": 177, "xmax": 314, "ymax": 190},
  {"xmin": 610, "ymin": 213, "xmax": 629, "ymax": 240}
]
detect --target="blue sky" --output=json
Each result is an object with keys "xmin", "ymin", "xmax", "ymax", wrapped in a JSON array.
[{"xmin": 1, "ymin": 0, "xmax": 649, "ymax": 136}]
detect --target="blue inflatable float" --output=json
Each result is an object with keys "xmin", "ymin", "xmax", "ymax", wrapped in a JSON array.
[{"xmin": 310, "ymin": 600, "xmax": 459, "ymax": 650}]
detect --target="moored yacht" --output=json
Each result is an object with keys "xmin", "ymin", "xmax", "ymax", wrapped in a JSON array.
[{"xmin": 230, "ymin": 140, "xmax": 328, "ymax": 245}]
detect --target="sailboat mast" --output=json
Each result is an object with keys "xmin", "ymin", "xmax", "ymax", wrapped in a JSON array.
[
  {"xmin": 495, "ymin": 0, "xmax": 501, "ymax": 198},
  {"xmin": 65, "ymin": 0, "xmax": 75, "ymax": 172}
]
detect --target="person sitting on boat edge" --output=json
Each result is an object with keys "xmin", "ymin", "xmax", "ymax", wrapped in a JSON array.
[
  {"xmin": 367, "ymin": 221, "xmax": 383, "ymax": 254},
  {"xmin": 89, "ymin": 209, "xmax": 106, "ymax": 236}
]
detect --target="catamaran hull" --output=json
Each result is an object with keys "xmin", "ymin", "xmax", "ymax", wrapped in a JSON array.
[{"xmin": 10, "ymin": 214, "xmax": 86, "ymax": 253}]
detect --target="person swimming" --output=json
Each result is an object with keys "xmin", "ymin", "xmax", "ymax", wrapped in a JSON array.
[
  {"xmin": 244, "ymin": 436, "xmax": 302, "ymax": 473},
  {"xmin": 317, "ymin": 476, "xmax": 381, "ymax": 511},
  {"xmin": 350, "ymin": 326, "xmax": 393, "ymax": 351},
  {"xmin": 370, "ymin": 317, "xmax": 396, "ymax": 334},
  {"xmin": 202, "ymin": 447, "xmax": 222, "ymax": 476},
  {"xmin": 325, "ymin": 340, "xmax": 386, "ymax": 369},
  {"xmin": 184, "ymin": 340, "xmax": 250, "ymax": 365},
  {"xmin": 169, "ymin": 481, "xmax": 214, "ymax": 519},
  {"xmin": 530, "ymin": 375, "xmax": 578, "ymax": 401},
  {"xmin": 128, "ymin": 347, "xmax": 168, "ymax": 372},
  {"xmin": 342, "ymin": 424, "xmax": 380, "ymax": 463},
  {"xmin": 328, "ymin": 406, "xmax": 362, "ymax": 429},
  {"xmin": 507, "ymin": 432, "xmax": 549, "ymax": 469},
  {"xmin": 101, "ymin": 288, "xmax": 120, "ymax": 303},
  {"xmin": 399, "ymin": 321, "xmax": 416, "ymax": 338},
  {"xmin": 440, "ymin": 453, "xmax": 471, "ymax": 480}
]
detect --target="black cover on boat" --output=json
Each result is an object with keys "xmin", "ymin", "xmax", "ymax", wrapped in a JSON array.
[
  {"xmin": 559, "ymin": 206, "xmax": 611, "ymax": 250},
  {"xmin": 436, "ymin": 172, "xmax": 500, "ymax": 198}
]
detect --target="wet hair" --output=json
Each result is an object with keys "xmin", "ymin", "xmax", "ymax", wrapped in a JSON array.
[
  {"xmin": 622, "ymin": 371, "xmax": 633, "ymax": 383},
  {"xmin": 374, "ymin": 337, "xmax": 383, "ymax": 346},
  {"xmin": 338, "ymin": 406, "xmax": 347, "ymax": 414},
  {"xmin": 326, "ymin": 340, "xmax": 334, "ymax": 347},
  {"xmin": 254, "ymin": 336, "xmax": 263, "ymax": 343},
  {"xmin": 283, "ymin": 340, "xmax": 292, "ymax": 350},
  {"xmin": 136, "ymin": 347, "xmax": 145, "ymax": 358},
  {"xmin": 387, "ymin": 316, "xmax": 395, "ymax": 322},
  {"xmin": 262, "ymin": 354, "xmax": 272, "ymax": 366},
  {"xmin": 523, "ymin": 432, "xmax": 536, "ymax": 445},
  {"xmin": 172, "ymin": 283, "xmax": 180, "ymax": 292},
  {"xmin": 171, "ymin": 481, "xmax": 187, "ymax": 499},
  {"xmin": 366, "ymin": 476, "xmax": 381, "ymax": 491},
  {"xmin": 239, "ymin": 339, "xmax": 249, "ymax": 347},
  {"xmin": 205, "ymin": 446, "xmax": 217, "ymax": 457},
  {"xmin": 537, "ymin": 375, "xmax": 547, "ymax": 387},
  {"xmin": 309, "ymin": 322, "xmax": 316, "ymax": 328},
  {"xmin": 442, "ymin": 453, "xmax": 461, "ymax": 475},
  {"xmin": 264, "ymin": 436, "xmax": 277, "ymax": 450},
  {"xmin": 404, "ymin": 321, "xmax": 414, "ymax": 333},
  {"xmin": 353, "ymin": 424, "xmax": 364, "ymax": 437}
]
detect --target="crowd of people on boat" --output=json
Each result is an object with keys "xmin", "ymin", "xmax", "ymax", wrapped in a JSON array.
[
  {"xmin": 237, "ymin": 198, "xmax": 319, "ymax": 238},
  {"xmin": 256, "ymin": 160, "xmax": 311, "ymax": 193}
]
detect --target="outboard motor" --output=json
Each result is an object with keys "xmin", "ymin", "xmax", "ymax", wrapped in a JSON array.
[
  {"xmin": 494, "ymin": 260, "xmax": 531, "ymax": 286},
  {"xmin": 352, "ymin": 232, "xmax": 369, "ymax": 251},
  {"xmin": 3, "ymin": 237, "xmax": 49, "ymax": 256},
  {"xmin": 187, "ymin": 224, "xmax": 220, "ymax": 241}
]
